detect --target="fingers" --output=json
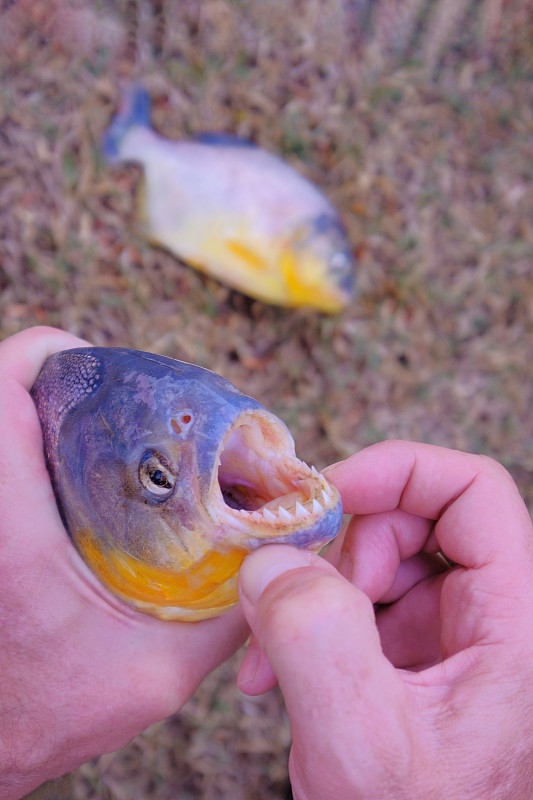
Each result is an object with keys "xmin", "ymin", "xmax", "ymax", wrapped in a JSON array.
[
  {"xmin": 237, "ymin": 545, "xmax": 417, "ymax": 797},
  {"xmin": 0, "ymin": 328, "xmax": 88, "ymax": 529},
  {"xmin": 325, "ymin": 440, "xmax": 533, "ymax": 571},
  {"xmin": 0, "ymin": 326, "xmax": 92, "ymax": 534},
  {"xmin": 237, "ymin": 546, "xmax": 388, "ymax": 697},
  {"xmin": 0, "ymin": 325, "xmax": 90, "ymax": 388},
  {"xmin": 237, "ymin": 634, "xmax": 278, "ymax": 696},
  {"xmin": 338, "ymin": 508, "xmax": 435, "ymax": 602},
  {"xmin": 334, "ymin": 508, "xmax": 448, "ymax": 668},
  {"xmin": 0, "ymin": 378, "xmax": 57, "ymax": 528},
  {"xmin": 325, "ymin": 441, "xmax": 533, "ymax": 658},
  {"xmin": 375, "ymin": 572, "xmax": 447, "ymax": 669},
  {"xmin": 377, "ymin": 552, "xmax": 449, "ymax": 604}
]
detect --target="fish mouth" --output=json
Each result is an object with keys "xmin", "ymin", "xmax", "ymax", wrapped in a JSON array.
[{"xmin": 210, "ymin": 411, "xmax": 341, "ymax": 549}]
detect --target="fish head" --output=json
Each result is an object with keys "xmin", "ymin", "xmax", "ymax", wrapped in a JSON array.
[
  {"xmin": 32, "ymin": 348, "xmax": 342, "ymax": 621},
  {"xmin": 280, "ymin": 213, "xmax": 355, "ymax": 312}
]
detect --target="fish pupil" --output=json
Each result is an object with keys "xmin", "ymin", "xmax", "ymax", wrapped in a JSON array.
[
  {"xmin": 151, "ymin": 468, "xmax": 171, "ymax": 488},
  {"xmin": 139, "ymin": 450, "xmax": 175, "ymax": 496}
]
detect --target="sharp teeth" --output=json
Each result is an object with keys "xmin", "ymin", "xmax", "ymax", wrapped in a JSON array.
[
  {"xmin": 263, "ymin": 508, "xmax": 276, "ymax": 523},
  {"xmin": 311, "ymin": 465, "xmax": 319, "ymax": 478},
  {"xmin": 272, "ymin": 477, "xmax": 290, "ymax": 495},
  {"xmin": 250, "ymin": 511, "xmax": 262, "ymax": 521},
  {"xmin": 278, "ymin": 506, "xmax": 293, "ymax": 522},
  {"xmin": 322, "ymin": 489, "xmax": 330, "ymax": 505},
  {"xmin": 295, "ymin": 501, "xmax": 308, "ymax": 518},
  {"xmin": 312, "ymin": 498, "xmax": 322, "ymax": 514}
]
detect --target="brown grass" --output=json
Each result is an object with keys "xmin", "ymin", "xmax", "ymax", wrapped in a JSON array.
[{"xmin": 2, "ymin": 1, "xmax": 533, "ymax": 797}]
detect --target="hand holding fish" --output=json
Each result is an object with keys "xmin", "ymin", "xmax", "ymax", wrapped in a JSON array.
[
  {"xmin": 238, "ymin": 441, "xmax": 533, "ymax": 800},
  {"xmin": 4, "ymin": 328, "xmax": 533, "ymax": 799},
  {"xmin": 0, "ymin": 327, "xmax": 247, "ymax": 800}
]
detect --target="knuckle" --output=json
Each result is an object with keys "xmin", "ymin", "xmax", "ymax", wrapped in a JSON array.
[{"xmin": 475, "ymin": 453, "xmax": 517, "ymax": 488}]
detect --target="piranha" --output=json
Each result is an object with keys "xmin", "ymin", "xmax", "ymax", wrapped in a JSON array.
[
  {"xmin": 102, "ymin": 86, "xmax": 355, "ymax": 313},
  {"xmin": 32, "ymin": 347, "xmax": 342, "ymax": 621}
]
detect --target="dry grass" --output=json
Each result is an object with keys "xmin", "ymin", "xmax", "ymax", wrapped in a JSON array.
[{"xmin": 2, "ymin": 1, "xmax": 533, "ymax": 798}]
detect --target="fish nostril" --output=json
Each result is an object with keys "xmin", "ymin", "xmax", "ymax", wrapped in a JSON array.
[{"xmin": 170, "ymin": 410, "xmax": 194, "ymax": 435}]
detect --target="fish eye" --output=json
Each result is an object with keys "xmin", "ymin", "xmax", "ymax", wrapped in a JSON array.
[
  {"xmin": 139, "ymin": 450, "xmax": 176, "ymax": 498},
  {"xmin": 330, "ymin": 252, "xmax": 350, "ymax": 272}
]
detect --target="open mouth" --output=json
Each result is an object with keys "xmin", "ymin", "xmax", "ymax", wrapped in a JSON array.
[{"xmin": 214, "ymin": 411, "xmax": 337, "ymax": 529}]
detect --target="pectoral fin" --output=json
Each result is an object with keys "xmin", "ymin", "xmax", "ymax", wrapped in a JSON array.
[{"xmin": 226, "ymin": 239, "xmax": 267, "ymax": 272}]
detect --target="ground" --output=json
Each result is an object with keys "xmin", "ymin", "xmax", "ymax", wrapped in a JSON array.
[{"xmin": 1, "ymin": 1, "xmax": 533, "ymax": 798}]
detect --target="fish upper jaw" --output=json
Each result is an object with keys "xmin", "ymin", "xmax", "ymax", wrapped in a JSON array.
[{"xmin": 206, "ymin": 410, "xmax": 342, "ymax": 550}]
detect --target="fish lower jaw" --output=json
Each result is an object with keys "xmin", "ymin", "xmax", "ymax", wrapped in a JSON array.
[
  {"xmin": 213, "ymin": 469, "xmax": 341, "ymax": 539},
  {"xmin": 241, "ymin": 475, "xmax": 336, "ymax": 523}
]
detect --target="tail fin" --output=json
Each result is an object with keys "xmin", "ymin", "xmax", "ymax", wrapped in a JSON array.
[{"xmin": 102, "ymin": 85, "xmax": 152, "ymax": 162}]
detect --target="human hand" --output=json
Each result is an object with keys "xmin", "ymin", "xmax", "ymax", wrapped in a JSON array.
[
  {"xmin": 237, "ymin": 440, "xmax": 533, "ymax": 800},
  {"xmin": 0, "ymin": 327, "xmax": 247, "ymax": 800}
]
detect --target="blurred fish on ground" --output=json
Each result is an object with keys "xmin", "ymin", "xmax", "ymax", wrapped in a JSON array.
[{"xmin": 102, "ymin": 85, "xmax": 356, "ymax": 312}]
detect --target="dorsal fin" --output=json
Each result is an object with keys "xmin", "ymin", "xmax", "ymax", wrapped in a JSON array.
[{"xmin": 194, "ymin": 132, "xmax": 257, "ymax": 148}]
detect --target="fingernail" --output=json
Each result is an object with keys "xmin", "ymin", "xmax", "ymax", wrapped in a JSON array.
[{"xmin": 239, "ymin": 544, "xmax": 314, "ymax": 604}]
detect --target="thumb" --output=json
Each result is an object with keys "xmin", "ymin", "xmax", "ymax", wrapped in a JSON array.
[{"xmin": 237, "ymin": 545, "xmax": 413, "ymax": 796}]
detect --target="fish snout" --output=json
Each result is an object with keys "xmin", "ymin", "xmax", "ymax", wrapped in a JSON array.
[
  {"xmin": 210, "ymin": 411, "xmax": 342, "ymax": 550},
  {"xmin": 280, "ymin": 246, "xmax": 355, "ymax": 312}
]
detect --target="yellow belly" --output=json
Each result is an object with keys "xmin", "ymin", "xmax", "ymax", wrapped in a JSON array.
[{"xmin": 76, "ymin": 528, "xmax": 246, "ymax": 620}]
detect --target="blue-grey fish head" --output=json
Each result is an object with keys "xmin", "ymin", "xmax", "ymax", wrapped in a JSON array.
[
  {"xmin": 32, "ymin": 348, "xmax": 342, "ymax": 621},
  {"xmin": 283, "ymin": 213, "xmax": 356, "ymax": 312}
]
